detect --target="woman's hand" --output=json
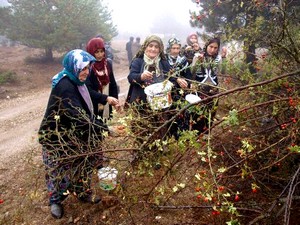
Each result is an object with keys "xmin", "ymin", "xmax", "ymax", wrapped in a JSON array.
[
  {"xmin": 113, "ymin": 104, "xmax": 122, "ymax": 112},
  {"xmin": 107, "ymin": 96, "xmax": 119, "ymax": 106},
  {"xmin": 177, "ymin": 78, "xmax": 188, "ymax": 89},
  {"xmin": 221, "ymin": 47, "xmax": 227, "ymax": 58},
  {"xmin": 141, "ymin": 70, "xmax": 154, "ymax": 81}
]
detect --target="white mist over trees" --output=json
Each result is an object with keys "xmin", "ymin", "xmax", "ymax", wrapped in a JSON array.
[{"xmin": 0, "ymin": 0, "xmax": 117, "ymax": 61}]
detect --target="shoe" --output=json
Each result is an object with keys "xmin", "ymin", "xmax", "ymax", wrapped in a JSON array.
[
  {"xmin": 79, "ymin": 194, "xmax": 101, "ymax": 204},
  {"xmin": 50, "ymin": 203, "xmax": 63, "ymax": 219}
]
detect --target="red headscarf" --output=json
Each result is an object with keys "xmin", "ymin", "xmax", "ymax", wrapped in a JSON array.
[{"xmin": 86, "ymin": 37, "xmax": 110, "ymax": 92}]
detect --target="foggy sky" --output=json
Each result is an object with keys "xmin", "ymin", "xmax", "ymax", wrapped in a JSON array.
[{"xmin": 103, "ymin": 0, "xmax": 200, "ymax": 41}]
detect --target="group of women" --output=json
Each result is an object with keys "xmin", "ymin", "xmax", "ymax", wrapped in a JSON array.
[
  {"xmin": 38, "ymin": 33, "xmax": 226, "ymax": 219},
  {"xmin": 127, "ymin": 33, "xmax": 226, "ymax": 138}
]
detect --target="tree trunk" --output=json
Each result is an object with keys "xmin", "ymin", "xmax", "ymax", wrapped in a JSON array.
[
  {"xmin": 45, "ymin": 47, "xmax": 53, "ymax": 61},
  {"xmin": 245, "ymin": 43, "xmax": 257, "ymax": 74}
]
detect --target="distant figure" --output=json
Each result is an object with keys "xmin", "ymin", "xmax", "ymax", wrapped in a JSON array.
[
  {"xmin": 131, "ymin": 37, "xmax": 142, "ymax": 59},
  {"xmin": 96, "ymin": 34, "xmax": 114, "ymax": 61},
  {"xmin": 126, "ymin": 36, "xmax": 134, "ymax": 65}
]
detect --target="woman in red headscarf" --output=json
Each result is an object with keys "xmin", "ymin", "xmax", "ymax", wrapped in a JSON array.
[{"xmin": 86, "ymin": 37, "xmax": 120, "ymax": 121}]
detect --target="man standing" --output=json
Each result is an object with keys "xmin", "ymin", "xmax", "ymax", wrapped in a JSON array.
[
  {"xmin": 126, "ymin": 36, "xmax": 134, "ymax": 65},
  {"xmin": 131, "ymin": 37, "xmax": 142, "ymax": 60}
]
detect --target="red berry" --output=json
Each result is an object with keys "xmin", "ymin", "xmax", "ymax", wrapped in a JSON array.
[{"xmin": 234, "ymin": 195, "xmax": 240, "ymax": 201}]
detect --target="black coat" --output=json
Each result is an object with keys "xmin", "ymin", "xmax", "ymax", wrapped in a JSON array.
[
  {"xmin": 126, "ymin": 57, "xmax": 173, "ymax": 104},
  {"xmin": 38, "ymin": 76, "xmax": 105, "ymax": 145},
  {"xmin": 85, "ymin": 59, "xmax": 119, "ymax": 118}
]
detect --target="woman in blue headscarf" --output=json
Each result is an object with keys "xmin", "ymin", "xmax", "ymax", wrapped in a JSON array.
[{"xmin": 38, "ymin": 49, "xmax": 107, "ymax": 219}]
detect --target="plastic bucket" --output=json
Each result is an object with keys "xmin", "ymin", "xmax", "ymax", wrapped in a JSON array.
[
  {"xmin": 144, "ymin": 81, "xmax": 173, "ymax": 110},
  {"xmin": 185, "ymin": 94, "xmax": 201, "ymax": 104},
  {"xmin": 97, "ymin": 167, "xmax": 118, "ymax": 191}
]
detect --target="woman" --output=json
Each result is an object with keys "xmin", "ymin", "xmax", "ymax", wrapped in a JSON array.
[
  {"xmin": 165, "ymin": 37, "xmax": 193, "ymax": 139},
  {"xmin": 186, "ymin": 37, "xmax": 224, "ymax": 133},
  {"xmin": 126, "ymin": 34, "xmax": 173, "ymax": 107},
  {"xmin": 166, "ymin": 37, "xmax": 191, "ymax": 102},
  {"xmin": 38, "ymin": 49, "xmax": 105, "ymax": 219},
  {"xmin": 183, "ymin": 33, "xmax": 202, "ymax": 64},
  {"xmin": 125, "ymin": 35, "xmax": 174, "ymax": 167},
  {"xmin": 85, "ymin": 37, "xmax": 120, "ymax": 122}
]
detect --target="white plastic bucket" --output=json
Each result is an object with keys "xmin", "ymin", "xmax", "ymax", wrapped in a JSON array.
[
  {"xmin": 185, "ymin": 94, "xmax": 201, "ymax": 104},
  {"xmin": 144, "ymin": 81, "xmax": 173, "ymax": 110},
  {"xmin": 97, "ymin": 167, "xmax": 118, "ymax": 191}
]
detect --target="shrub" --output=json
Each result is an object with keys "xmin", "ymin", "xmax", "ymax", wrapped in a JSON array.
[{"xmin": 0, "ymin": 70, "xmax": 17, "ymax": 84}]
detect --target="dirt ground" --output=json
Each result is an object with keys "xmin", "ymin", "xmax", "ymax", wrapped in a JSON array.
[{"xmin": 0, "ymin": 41, "xmax": 132, "ymax": 225}]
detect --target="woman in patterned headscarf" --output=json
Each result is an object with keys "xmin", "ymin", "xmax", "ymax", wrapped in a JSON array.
[
  {"xmin": 38, "ymin": 49, "xmax": 106, "ymax": 219},
  {"xmin": 126, "ymin": 35, "xmax": 173, "ymax": 106}
]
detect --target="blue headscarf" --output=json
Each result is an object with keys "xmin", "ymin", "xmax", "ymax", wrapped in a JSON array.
[{"xmin": 52, "ymin": 49, "xmax": 96, "ymax": 88}]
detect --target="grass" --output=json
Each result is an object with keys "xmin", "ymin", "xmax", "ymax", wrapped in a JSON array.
[{"xmin": 0, "ymin": 70, "xmax": 17, "ymax": 84}]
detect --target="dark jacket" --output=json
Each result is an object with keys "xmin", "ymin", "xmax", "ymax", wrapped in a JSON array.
[
  {"xmin": 85, "ymin": 59, "xmax": 119, "ymax": 118},
  {"xmin": 38, "ymin": 76, "xmax": 105, "ymax": 145},
  {"xmin": 126, "ymin": 57, "xmax": 172, "ymax": 104}
]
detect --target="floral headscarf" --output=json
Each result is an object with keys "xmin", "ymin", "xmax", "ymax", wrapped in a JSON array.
[
  {"xmin": 135, "ymin": 35, "xmax": 165, "ymax": 60},
  {"xmin": 52, "ymin": 49, "xmax": 95, "ymax": 88},
  {"xmin": 86, "ymin": 37, "xmax": 110, "ymax": 92},
  {"xmin": 166, "ymin": 37, "xmax": 181, "ymax": 53}
]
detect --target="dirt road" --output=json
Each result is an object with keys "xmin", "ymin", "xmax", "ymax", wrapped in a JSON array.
[
  {"xmin": 0, "ymin": 89, "xmax": 49, "ymax": 167},
  {"xmin": 0, "ymin": 41, "xmax": 129, "ymax": 169}
]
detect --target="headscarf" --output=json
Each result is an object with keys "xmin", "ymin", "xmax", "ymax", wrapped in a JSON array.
[
  {"xmin": 186, "ymin": 33, "xmax": 198, "ymax": 47},
  {"xmin": 86, "ymin": 37, "xmax": 110, "ymax": 92},
  {"xmin": 135, "ymin": 35, "xmax": 165, "ymax": 60},
  {"xmin": 166, "ymin": 37, "xmax": 181, "ymax": 53},
  {"xmin": 133, "ymin": 35, "xmax": 165, "ymax": 76},
  {"xmin": 52, "ymin": 49, "xmax": 95, "ymax": 88}
]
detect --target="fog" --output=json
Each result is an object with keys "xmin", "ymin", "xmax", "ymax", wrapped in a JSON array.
[
  {"xmin": 0, "ymin": 0, "xmax": 202, "ymax": 44},
  {"xmin": 103, "ymin": 0, "xmax": 200, "ymax": 42}
]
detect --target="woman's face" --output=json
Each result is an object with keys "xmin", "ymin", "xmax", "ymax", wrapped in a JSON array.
[
  {"xmin": 190, "ymin": 35, "xmax": 198, "ymax": 44},
  {"xmin": 94, "ymin": 48, "xmax": 105, "ymax": 61},
  {"xmin": 145, "ymin": 41, "xmax": 160, "ymax": 59},
  {"xmin": 78, "ymin": 64, "xmax": 90, "ymax": 82},
  {"xmin": 206, "ymin": 42, "xmax": 219, "ymax": 56},
  {"xmin": 169, "ymin": 44, "xmax": 181, "ymax": 57}
]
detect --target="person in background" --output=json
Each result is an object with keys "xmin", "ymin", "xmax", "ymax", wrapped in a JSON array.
[
  {"xmin": 126, "ymin": 35, "xmax": 172, "ymax": 107},
  {"xmin": 126, "ymin": 36, "xmax": 134, "ymax": 65},
  {"xmin": 85, "ymin": 37, "xmax": 120, "ymax": 122},
  {"xmin": 38, "ymin": 49, "xmax": 105, "ymax": 219},
  {"xmin": 183, "ymin": 33, "xmax": 202, "ymax": 64},
  {"xmin": 131, "ymin": 37, "xmax": 142, "ymax": 60},
  {"xmin": 187, "ymin": 37, "xmax": 225, "ymax": 134}
]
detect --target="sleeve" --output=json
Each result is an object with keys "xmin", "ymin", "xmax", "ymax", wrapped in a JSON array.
[
  {"xmin": 85, "ymin": 72, "xmax": 108, "ymax": 105},
  {"xmin": 108, "ymin": 59, "xmax": 119, "ymax": 99},
  {"xmin": 127, "ymin": 59, "xmax": 144, "ymax": 84},
  {"xmin": 57, "ymin": 81, "xmax": 88, "ymax": 117}
]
